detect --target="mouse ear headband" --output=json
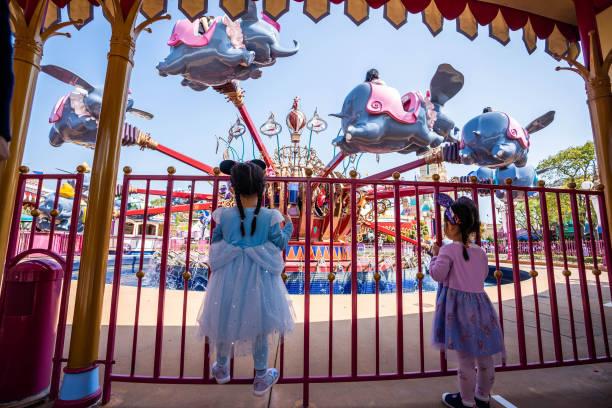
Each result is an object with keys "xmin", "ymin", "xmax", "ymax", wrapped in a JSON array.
[
  {"xmin": 219, "ymin": 159, "xmax": 267, "ymax": 175},
  {"xmin": 437, "ymin": 193, "xmax": 459, "ymax": 225}
]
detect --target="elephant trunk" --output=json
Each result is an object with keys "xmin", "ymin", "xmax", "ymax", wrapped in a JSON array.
[{"xmin": 270, "ymin": 40, "xmax": 299, "ymax": 58}]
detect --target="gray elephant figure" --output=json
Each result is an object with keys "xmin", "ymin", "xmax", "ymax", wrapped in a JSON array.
[
  {"xmin": 44, "ymin": 65, "xmax": 152, "ymax": 148},
  {"xmin": 331, "ymin": 64, "xmax": 464, "ymax": 155},
  {"xmin": 463, "ymin": 164, "xmax": 538, "ymax": 199},
  {"xmin": 459, "ymin": 110, "xmax": 555, "ymax": 169},
  {"xmin": 37, "ymin": 183, "xmax": 86, "ymax": 233},
  {"xmin": 156, "ymin": 1, "xmax": 298, "ymax": 91}
]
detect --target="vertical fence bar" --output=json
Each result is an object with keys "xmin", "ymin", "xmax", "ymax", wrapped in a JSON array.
[
  {"xmin": 280, "ymin": 180, "xmax": 288, "ymax": 380},
  {"xmin": 4, "ymin": 173, "xmax": 27, "ymax": 261},
  {"xmin": 524, "ymin": 191, "xmax": 543, "ymax": 364},
  {"xmin": 470, "ymin": 177, "xmax": 481, "ymax": 245},
  {"xmin": 433, "ymin": 177, "xmax": 446, "ymax": 371},
  {"xmin": 130, "ymin": 180, "xmax": 150, "ymax": 377},
  {"xmin": 303, "ymin": 175, "xmax": 313, "ymax": 405},
  {"xmin": 415, "ymin": 185, "xmax": 424, "ymax": 373},
  {"xmin": 373, "ymin": 183, "xmax": 380, "ymax": 376},
  {"xmin": 595, "ymin": 189, "xmax": 612, "ymax": 298},
  {"xmin": 585, "ymin": 195, "xmax": 610, "ymax": 357},
  {"xmin": 569, "ymin": 187, "xmax": 596, "ymax": 358},
  {"xmin": 538, "ymin": 185, "xmax": 563, "ymax": 362},
  {"xmin": 489, "ymin": 188, "xmax": 505, "ymax": 347},
  {"xmin": 46, "ymin": 179, "xmax": 62, "ymax": 251},
  {"xmin": 153, "ymin": 172, "xmax": 174, "ymax": 378},
  {"xmin": 28, "ymin": 180, "xmax": 43, "ymax": 250},
  {"xmin": 504, "ymin": 180, "xmax": 527, "ymax": 366},
  {"xmin": 350, "ymin": 174, "xmax": 358, "ymax": 379},
  {"xmin": 50, "ymin": 172, "xmax": 84, "ymax": 399},
  {"xmin": 392, "ymin": 176, "xmax": 404, "ymax": 375},
  {"xmin": 204, "ymin": 174, "xmax": 220, "ymax": 380},
  {"xmin": 556, "ymin": 192, "xmax": 578, "ymax": 360},
  {"xmin": 179, "ymin": 180, "xmax": 196, "ymax": 378},
  {"xmin": 328, "ymin": 181, "xmax": 335, "ymax": 377},
  {"xmin": 102, "ymin": 171, "xmax": 131, "ymax": 403}
]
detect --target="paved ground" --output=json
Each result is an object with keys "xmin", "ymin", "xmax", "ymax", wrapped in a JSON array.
[
  {"xmin": 54, "ymin": 263, "xmax": 612, "ymax": 407},
  {"xmin": 104, "ymin": 363, "xmax": 612, "ymax": 407}
]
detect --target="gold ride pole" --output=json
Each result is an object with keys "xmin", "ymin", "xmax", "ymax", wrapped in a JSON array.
[
  {"xmin": 0, "ymin": 0, "xmax": 79, "ymax": 285},
  {"xmin": 57, "ymin": 1, "xmax": 169, "ymax": 406}
]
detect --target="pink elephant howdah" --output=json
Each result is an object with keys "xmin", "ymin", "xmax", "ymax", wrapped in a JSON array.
[
  {"xmin": 49, "ymin": 94, "xmax": 69, "ymax": 123},
  {"xmin": 505, "ymin": 114, "xmax": 529, "ymax": 149},
  {"xmin": 366, "ymin": 83, "xmax": 420, "ymax": 125},
  {"xmin": 167, "ymin": 19, "xmax": 218, "ymax": 47}
]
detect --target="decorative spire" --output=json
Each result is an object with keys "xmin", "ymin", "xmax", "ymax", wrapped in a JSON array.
[{"xmin": 286, "ymin": 96, "xmax": 307, "ymax": 143}]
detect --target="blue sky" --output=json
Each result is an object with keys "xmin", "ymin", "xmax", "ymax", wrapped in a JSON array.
[{"xmin": 23, "ymin": 2, "xmax": 592, "ymax": 179}]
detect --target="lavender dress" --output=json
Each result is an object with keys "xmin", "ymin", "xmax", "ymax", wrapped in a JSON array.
[{"xmin": 429, "ymin": 242, "xmax": 505, "ymax": 358}]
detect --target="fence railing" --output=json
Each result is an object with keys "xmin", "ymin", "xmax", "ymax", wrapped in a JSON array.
[
  {"xmin": 98, "ymin": 173, "xmax": 612, "ymax": 406},
  {"xmin": 2, "ymin": 172, "xmax": 611, "ymax": 406},
  {"xmin": 0, "ymin": 172, "xmax": 85, "ymax": 401}
]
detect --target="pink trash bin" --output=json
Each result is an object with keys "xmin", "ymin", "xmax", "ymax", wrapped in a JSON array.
[{"xmin": 0, "ymin": 259, "xmax": 63, "ymax": 403}]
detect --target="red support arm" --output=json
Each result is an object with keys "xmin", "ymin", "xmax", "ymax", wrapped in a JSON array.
[
  {"xmin": 320, "ymin": 152, "xmax": 347, "ymax": 178},
  {"xmin": 154, "ymin": 144, "xmax": 215, "ymax": 175},
  {"xmin": 237, "ymin": 104, "xmax": 276, "ymax": 171}
]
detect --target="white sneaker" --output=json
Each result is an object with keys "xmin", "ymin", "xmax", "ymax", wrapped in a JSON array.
[
  {"xmin": 211, "ymin": 362, "xmax": 230, "ymax": 384},
  {"xmin": 252, "ymin": 368, "xmax": 279, "ymax": 397}
]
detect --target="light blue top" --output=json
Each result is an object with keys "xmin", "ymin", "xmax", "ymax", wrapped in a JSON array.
[{"xmin": 211, "ymin": 207, "xmax": 293, "ymax": 249}]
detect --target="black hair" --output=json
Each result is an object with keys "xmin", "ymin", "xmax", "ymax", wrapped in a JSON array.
[
  {"xmin": 483, "ymin": 107, "xmax": 492, "ymax": 113},
  {"xmin": 449, "ymin": 197, "xmax": 480, "ymax": 261},
  {"xmin": 229, "ymin": 162, "xmax": 266, "ymax": 236},
  {"xmin": 365, "ymin": 69, "xmax": 379, "ymax": 82}
]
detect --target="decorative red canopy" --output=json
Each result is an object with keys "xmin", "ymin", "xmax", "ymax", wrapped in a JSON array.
[{"xmin": 15, "ymin": 0, "xmax": 608, "ymax": 58}]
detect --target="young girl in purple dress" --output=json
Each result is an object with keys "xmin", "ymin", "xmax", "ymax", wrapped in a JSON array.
[{"xmin": 430, "ymin": 194, "xmax": 505, "ymax": 408}]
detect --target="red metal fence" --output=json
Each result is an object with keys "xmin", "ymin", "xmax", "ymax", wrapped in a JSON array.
[
  {"xmin": 100, "ymin": 173, "xmax": 612, "ymax": 406},
  {"xmin": 0, "ymin": 172, "xmax": 85, "ymax": 400},
  {"xmin": 2, "ymin": 172, "xmax": 611, "ymax": 407}
]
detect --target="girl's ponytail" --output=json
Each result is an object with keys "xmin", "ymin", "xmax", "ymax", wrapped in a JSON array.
[
  {"xmin": 236, "ymin": 193, "xmax": 246, "ymax": 236},
  {"xmin": 251, "ymin": 189, "xmax": 262, "ymax": 236}
]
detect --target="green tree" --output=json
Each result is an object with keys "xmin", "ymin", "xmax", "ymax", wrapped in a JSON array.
[
  {"xmin": 511, "ymin": 141, "xmax": 598, "ymax": 238},
  {"xmin": 536, "ymin": 141, "xmax": 597, "ymax": 187}
]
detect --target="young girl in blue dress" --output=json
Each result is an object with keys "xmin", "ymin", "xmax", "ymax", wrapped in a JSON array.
[
  {"xmin": 197, "ymin": 159, "xmax": 295, "ymax": 396},
  {"xmin": 430, "ymin": 194, "xmax": 505, "ymax": 408}
]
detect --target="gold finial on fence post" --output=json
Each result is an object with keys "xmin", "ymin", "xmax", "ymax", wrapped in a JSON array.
[
  {"xmin": 504, "ymin": 178, "xmax": 513, "ymax": 185},
  {"xmin": 19, "ymin": 165, "xmax": 30, "ymax": 174},
  {"xmin": 123, "ymin": 166, "xmax": 132, "ymax": 175},
  {"xmin": 432, "ymin": 174, "xmax": 440, "ymax": 182},
  {"xmin": 167, "ymin": 166, "xmax": 176, "ymax": 175},
  {"xmin": 392, "ymin": 172, "xmax": 401, "ymax": 181},
  {"xmin": 213, "ymin": 167, "xmax": 221, "ymax": 176},
  {"xmin": 349, "ymin": 169, "xmax": 358, "ymax": 179}
]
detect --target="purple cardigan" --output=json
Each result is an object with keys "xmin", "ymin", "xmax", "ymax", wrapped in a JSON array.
[{"xmin": 429, "ymin": 242, "xmax": 489, "ymax": 293}]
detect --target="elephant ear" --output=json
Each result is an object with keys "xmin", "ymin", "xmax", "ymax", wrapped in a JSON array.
[
  {"xmin": 429, "ymin": 63, "xmax": 464, "ymax": 106},
  {"xmin": 41, "ymin": 65, "xmax": 95, "ymax": 93},
  {"xmin": 219, "ymin": 160, "xmax": 237, "ymax": 175},
  {"xmin": 525, "ymin": 111, "xmax": 555, "ymax": 134}
]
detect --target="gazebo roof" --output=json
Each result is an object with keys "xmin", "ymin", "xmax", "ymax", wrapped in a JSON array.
[{"xmin": 16, "ymin": 0, "xmax": 612, "ymax": 57}]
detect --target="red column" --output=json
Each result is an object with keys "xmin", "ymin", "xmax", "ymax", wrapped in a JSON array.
[{"xmin": 573, "ymin": 0, "xmax": 600, "ymax": 69}]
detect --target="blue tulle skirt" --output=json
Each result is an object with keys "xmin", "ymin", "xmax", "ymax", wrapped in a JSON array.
[
  {"xmin": 197, "ymin": 240, "xmax": 295, "ymax": 355},
  {"xmin": 432, "ymin": 285, "xmax": 505, "ymax": 358}
]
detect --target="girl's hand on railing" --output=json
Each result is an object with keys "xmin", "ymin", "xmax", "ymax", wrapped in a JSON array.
[{"xmin": 431, "ymin": 243, "xmax": 440, "ymax": 256}]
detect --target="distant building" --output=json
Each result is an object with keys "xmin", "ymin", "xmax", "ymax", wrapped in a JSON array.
[{"xmin": 418, "ymin": 162, "xmax": 448, "ymax": 182}]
